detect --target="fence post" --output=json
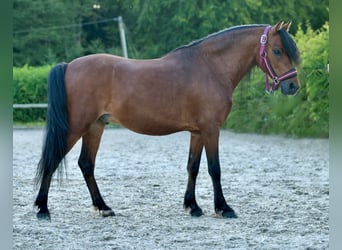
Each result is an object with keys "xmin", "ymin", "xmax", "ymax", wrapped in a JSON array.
[{"xmin": 116, "ymin": 16, "xmax": 128, "ymax": 58}]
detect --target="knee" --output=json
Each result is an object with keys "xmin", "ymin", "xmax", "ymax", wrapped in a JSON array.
[
  {"xmin": 187, "ymin": 155, "xmax": 201, "ymax": 175},
  {"xmin": 208, "ymin": 163, "xmax": 221, "ymax": 179},
  {"xmin": 188, "ymin": 163, "xmax": 200, "ymax": 176},
  {"xmin": 78, "ymin": 158, "xmax": 94, "ymax": 177}
]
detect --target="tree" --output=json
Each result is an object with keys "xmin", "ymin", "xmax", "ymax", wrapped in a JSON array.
[
  {"xmin": 13, "ymin": 0, "xmax": 328, "ymax": 65},
  {"xmin": 13, "ymin": 0, "xmax": 77, "ymax": 65}
]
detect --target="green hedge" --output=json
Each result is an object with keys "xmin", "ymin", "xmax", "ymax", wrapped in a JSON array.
[
  {"xmin": 13, "ymin": 23, "xmax": 328, "ymax": 137},
  {"xmin": 13, "ymin": 65, "xmax": 52, "ymax": 122}
]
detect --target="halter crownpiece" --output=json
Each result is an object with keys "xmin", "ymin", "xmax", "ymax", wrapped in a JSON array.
[{"xmin": 259, "ymin": 26, "xmax": 297, "ymax": 93}]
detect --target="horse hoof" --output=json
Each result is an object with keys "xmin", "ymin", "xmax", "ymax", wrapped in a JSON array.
[
  {"xmin": 190, "ymin": 208, "xmax": 204, "ymax": 217},
  {"xmin": 221, "ymin": 210, "xmax": 238, "ymax": 219},
  {"xmin": 190, "ymin": 208, "xmax": 203, "ymax": 217},
  {"xmin": 100, "ymin": 209, "xmax": 115, "ymax": 217},
  {"xmin": 37, "ymin": 211, "xmax": 51, "ymax": 220},
  {"xmin": 184, "ymin": 205, "xmax": 204, "ymax": 217}
]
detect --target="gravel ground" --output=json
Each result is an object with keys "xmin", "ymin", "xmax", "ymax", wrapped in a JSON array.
[{"xmin": 13, "ymin": 128, "xmax": 329, "ymax": 249}]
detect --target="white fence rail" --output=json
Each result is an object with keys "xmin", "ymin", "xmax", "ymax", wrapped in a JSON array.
[{"xmin": 13, "ymin": 103, "xmax": 48, "ymax": 109}]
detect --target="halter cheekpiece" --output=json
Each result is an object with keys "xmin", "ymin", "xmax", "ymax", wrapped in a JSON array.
[{"xmin": 259, "ymin": 26, "xmax": 297, "ymax": 93}]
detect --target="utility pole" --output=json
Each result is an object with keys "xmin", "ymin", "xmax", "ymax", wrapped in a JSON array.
[{"xmin": 114, "ymin": 16, "xmax": 128, "ymax": 58}]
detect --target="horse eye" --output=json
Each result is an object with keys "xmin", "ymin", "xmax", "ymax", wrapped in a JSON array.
[{"xmin": 273, "ymin": 48, "xmax": 282, "ymax": 56}]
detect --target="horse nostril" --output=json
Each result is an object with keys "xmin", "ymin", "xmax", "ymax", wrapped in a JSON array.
[{"xmin": 289, "ymin": 82, "xmax": 297, "ymax": 90}]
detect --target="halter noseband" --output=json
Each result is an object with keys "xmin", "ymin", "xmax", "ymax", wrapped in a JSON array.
[{"xmin": 259, "ymin": 26, "xmax": 297, "ymax": 93}]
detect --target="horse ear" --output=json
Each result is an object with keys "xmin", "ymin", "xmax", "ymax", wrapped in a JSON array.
[
  {"xmin": 283, "ymin": 21, "xmax": 292, "ymax": 32},
  {"xmin": 275, "ymin": 20, "xmax": 285, "ymax": 31},
  {"xmin": 272, "ymin": 20, "xmax": 291, "ymax": 33}
]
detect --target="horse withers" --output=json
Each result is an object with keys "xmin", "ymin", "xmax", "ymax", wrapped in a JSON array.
[{"xmin": 34, "ymin": 20, "xmax": 300, "ymax": 220}]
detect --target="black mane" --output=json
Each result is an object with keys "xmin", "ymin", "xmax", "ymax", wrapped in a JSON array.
[
  {"xmin": 170, "ymin": 24, "xmax": 301, "ymax": 66},
  {"xmin": 171, "ymin": 24, "xmax": 266, "ymax": 52},
  {"xmin": 278, "ymin": 29, "xmax": 301, "ymax": 65}
]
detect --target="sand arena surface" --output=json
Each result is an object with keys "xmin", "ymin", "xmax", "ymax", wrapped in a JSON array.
[{"xmin": 13, "ymin": 128, "xmax": 328, "ymax": 249}]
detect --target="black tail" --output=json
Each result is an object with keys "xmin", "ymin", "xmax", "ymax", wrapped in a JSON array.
[{"xmin": 35, "ymin": 63, "xmax": 68, "ymax": 186}]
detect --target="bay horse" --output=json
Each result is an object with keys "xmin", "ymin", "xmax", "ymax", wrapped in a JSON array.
[{"xmin": 35, "ymin": 20, "xmax": 300, "ymax": 220}]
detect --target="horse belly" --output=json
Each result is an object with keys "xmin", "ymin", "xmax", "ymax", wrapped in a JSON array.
[{"xmin": 110, "ymin": 108, "xmax": 186, "ymax": 135}]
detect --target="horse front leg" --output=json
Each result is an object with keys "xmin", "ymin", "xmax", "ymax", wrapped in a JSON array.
[
  {"xmin": 203, "ymin": 129, "xmax": 237, "ymax": 218},
  {"xmin": 184, "ymin": 132, "xmax": 204, "ymax": 216}
]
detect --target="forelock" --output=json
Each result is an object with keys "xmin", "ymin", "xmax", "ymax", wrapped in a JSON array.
[{"xmin": 278, "ymin": 29, "xmax": 301, "ymax": 65}]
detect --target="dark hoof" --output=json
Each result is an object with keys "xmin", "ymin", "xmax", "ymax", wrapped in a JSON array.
[
  {"xmin": 100, "ymin": 209, "xmax": 115, "ymax": 217},
  {"xmin": 215, "ymin": 204, "xmax": 238, "ymax": 218},
  {"xmin": 222, "ymin": 210, "xmax": 238, "ymax": 218},
  {"xmin": 184, "ymin": 205, "xmax": 204, "ymax": 217},
  {"xmin": 215, "ymin": 209, "xmax": 238, "ymax": 218},
  {"xmin": 190, "ymin": 207, "xmax": 204, "ymax": 217},
  {"xmin": 37, "ymin": 210, "xmax": 51, "ymax": 220}
]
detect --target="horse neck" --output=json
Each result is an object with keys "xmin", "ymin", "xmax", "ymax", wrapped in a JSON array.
[{"xmin": 197, "ymin": 27, "xmax": 263, "ymax": 89}]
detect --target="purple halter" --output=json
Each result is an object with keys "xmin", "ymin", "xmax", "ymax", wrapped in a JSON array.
[{"xmin": 259, "ymin": 26, "xmax": 297, "ymax": 93}]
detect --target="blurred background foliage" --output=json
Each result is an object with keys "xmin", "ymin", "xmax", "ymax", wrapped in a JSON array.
[
  {"xmin": 13, "ymin": 0, "xmax": 329, "ymax": 137},
  {"xmin": 13, "ymin": 0, "xmax": 328, "ymax": 64}
]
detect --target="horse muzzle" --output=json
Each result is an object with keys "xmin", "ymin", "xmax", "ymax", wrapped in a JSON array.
[{"xmin": 280, "ymin": 80, "xmax": 300, "ymax": 95}]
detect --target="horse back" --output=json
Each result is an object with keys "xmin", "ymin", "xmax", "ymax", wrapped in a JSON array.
[{"xmin": 64, "ymin": 53, "xmax": 230, "ymax": 135}]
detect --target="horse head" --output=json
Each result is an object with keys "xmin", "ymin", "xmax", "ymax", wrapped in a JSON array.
[{"xmin": 259, "ymin": 20, "xmax": 301, "ymax": 95}]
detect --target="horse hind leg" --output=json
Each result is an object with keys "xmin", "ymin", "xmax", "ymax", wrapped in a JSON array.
[
  {"xmin": 35, "ymin": 126, "xmax": 82, "ymax": 220},
  {"xmin": 78, "ymin": 119, "xmax": 115, "ymax": 217},
  {"xmin": 35, "ymin": 172, "xmax": 56, "ymax": 220},
  {"xmin": 184, "ymin": 132, "xmax": 204, "ymax": 216}
]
